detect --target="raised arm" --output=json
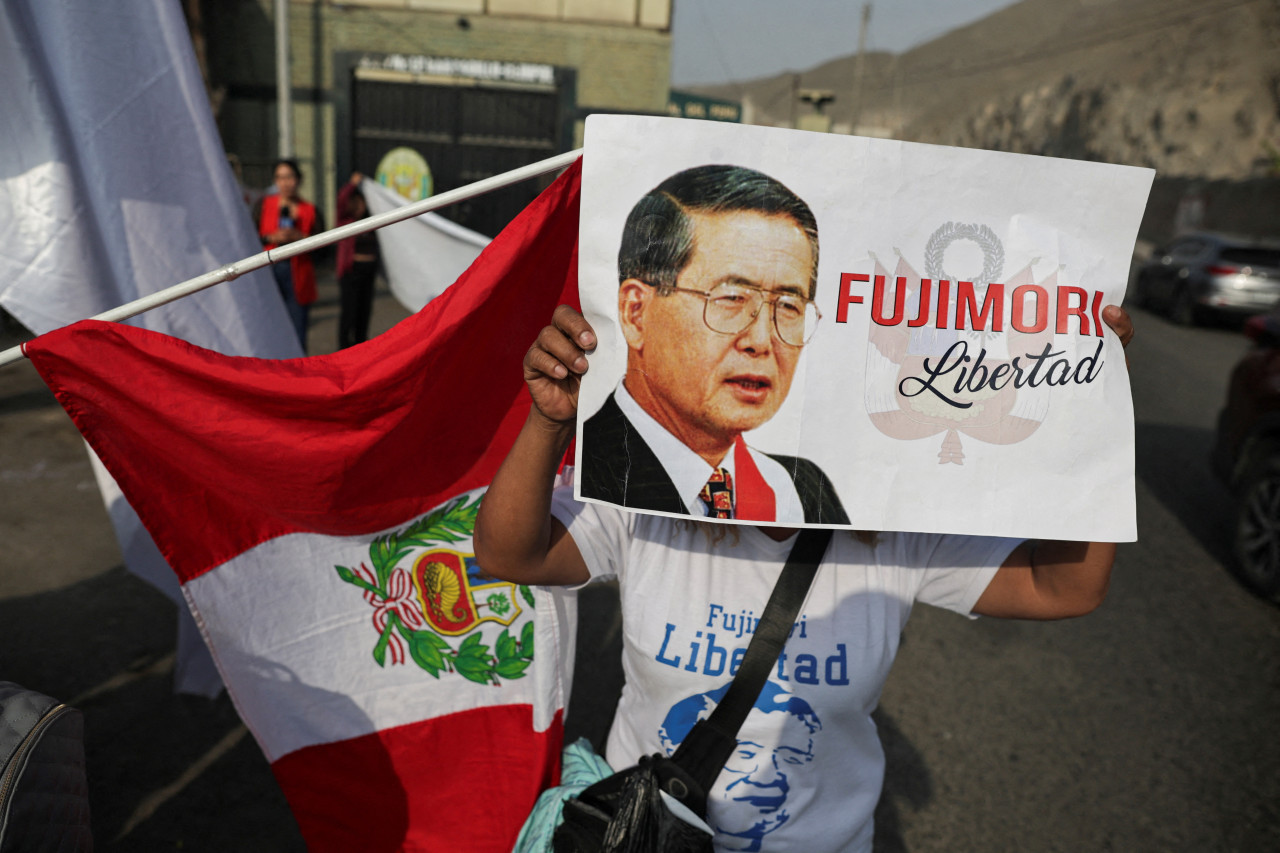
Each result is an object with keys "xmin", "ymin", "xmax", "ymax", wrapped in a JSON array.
[
  {"xmin": 473, "ymin": 305, "xmax": 596, "ymax": 586},
  {"xmin": 972, "ymin": 539, "xmax": 1116, "ymax": 619},
  {"xmin": 972, "ymin": 304, "xmax": 1134, "ymax": 620}
]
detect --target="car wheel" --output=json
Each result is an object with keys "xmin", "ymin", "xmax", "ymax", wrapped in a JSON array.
[
  {"xmin": 1233, "ymin": 458, "xmax": 1280, "ymax": 602},
  {"xmin": 1169, "ymin": 285, "xmax": 1198, "ymax": 326}
]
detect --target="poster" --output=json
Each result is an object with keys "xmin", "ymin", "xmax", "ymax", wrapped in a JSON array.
[{"xmin": 575, "ymin": 116, "xmax": 1153, "ymax": 542}]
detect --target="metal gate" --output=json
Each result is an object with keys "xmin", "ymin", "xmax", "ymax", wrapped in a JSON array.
[{"xmin": 351, "ymin": 64, "xmax": 568, "ymax": 237}]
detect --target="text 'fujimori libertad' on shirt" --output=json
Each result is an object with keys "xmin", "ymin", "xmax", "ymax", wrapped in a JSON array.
[{"xmin": 654, "ymin": 604, "xmax": 855, "ymax": 686}]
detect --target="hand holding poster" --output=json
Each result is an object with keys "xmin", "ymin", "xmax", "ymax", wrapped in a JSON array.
[{"xmin": 574, "ymin": 116, "xmax": 1153, "ymax": 542}]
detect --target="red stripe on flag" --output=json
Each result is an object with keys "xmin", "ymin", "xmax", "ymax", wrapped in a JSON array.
[
  {"xmin": 273, "ymin": 705, "xmax": 563, "ymax": 852},
  {"xmin": 26, "ymin": 161, "xmax": 582, "ymax": 583}
]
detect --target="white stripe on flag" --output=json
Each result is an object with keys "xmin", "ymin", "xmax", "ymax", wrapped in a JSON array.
[{"xmin": 183, "ymin": 489, "xmax": 575, "ymax": 761}]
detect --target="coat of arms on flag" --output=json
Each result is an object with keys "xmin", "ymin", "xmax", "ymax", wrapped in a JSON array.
[{"xmin": 337, "ymin": 491, "xmax": 538, "ymax": 683}]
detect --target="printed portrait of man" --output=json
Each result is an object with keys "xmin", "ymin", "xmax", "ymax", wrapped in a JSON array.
[
  {"xmin": 579, "ymin": 164, "xmax": 848, "ymax": 524},
  {"xmin": 658, "ymin": 680, "xmax": 823, "ymax": 852}
]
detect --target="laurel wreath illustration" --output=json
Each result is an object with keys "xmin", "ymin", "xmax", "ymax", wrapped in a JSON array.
[
  {"xmin": 924, "ymin": 221, "xmax": 1004, "ymax": 285},
  {"xmin": 334, "ymin": 494, "xmax": 536, "ymax": 685},
  {"xmin": 924, "ymin": 222, "xmax": 1006, "ymax": 347}
]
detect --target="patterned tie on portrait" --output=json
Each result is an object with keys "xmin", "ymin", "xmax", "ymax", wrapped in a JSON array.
[{"xmin": 699, "ymin": 467, "xmax": 734, "ymax": 519}]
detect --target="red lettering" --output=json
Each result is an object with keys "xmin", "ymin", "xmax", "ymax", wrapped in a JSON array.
[
  {"xmin": 1011, "ymin": 284, "xmax": 1048, "ymax": 333},
  {"xmin": 837, "ymin": 273, "xmax": 867, "ymax": 324},
  {"xmin": 908, "ymin": 280, "xmax": 933, "ymax": 327},
  {"xmin": 871, "ymin": 276, "xmax": 907, "ymax": 326},
  {"xmin": 1091, "ymin": 290, "xmax": 1105, "ymax": 337},
  {"xmin": 936, "ymin": 280, "xmax": 951, "ymax": 329},
  {"xmin": 956, "ymin": 282, "xmax": 1004, "ymax": 332},
  {"xmin": 1055, "ymin": 286, "xmax": 1091, "ymax": 335}
]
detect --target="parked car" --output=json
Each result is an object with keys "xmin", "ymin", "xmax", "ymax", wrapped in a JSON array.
[
  {"xmin": 1211, "ymin": 311, "xmax": 1280, "ymax": 603},
  {"xmin": 1133, "ymin": 232, "xmax": 1280, "ymax": 326}
]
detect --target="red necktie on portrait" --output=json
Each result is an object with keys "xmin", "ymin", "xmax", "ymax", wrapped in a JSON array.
[{"xmin": 732, "ymin": 437, "xmax": 776, "ymax": 522}]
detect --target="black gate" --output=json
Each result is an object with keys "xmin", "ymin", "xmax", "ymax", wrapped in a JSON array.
[{"xmin": 350, "ymin": 66, "xmax": 571, "ymax": 237}]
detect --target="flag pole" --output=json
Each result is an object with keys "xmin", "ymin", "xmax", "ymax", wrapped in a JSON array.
[{"xmin": 0, "ymin": 148, "xmax": 583, "ymax": 370}]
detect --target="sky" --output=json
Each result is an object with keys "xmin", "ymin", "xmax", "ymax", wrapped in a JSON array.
[{"xmin": 670, "ymin": 0, "xmax": 1021, "ymax": 87}]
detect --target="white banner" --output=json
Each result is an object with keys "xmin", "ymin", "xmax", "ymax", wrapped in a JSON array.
[
  {"xmin": 575, "ymin": 116, "xmax": 1153, "ymax": 542},
  {"xmin": 361, "ymin": 179, "xmax": 490, "ymax": 314},
  {"xmin": 0, "ymin": 0, "xmax": 301, "ymax": 695}
]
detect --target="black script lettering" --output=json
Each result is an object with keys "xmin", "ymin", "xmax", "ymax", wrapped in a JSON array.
[
  {"xmin": 900, "ymin": 339, "xmax": 1108, "ymax": 409},
  {"xmin": 898, "ymin": 341, "xmax": 974, "ymax": 409},
  {"xmin": 1073, "ymin": 339, "xmax": 1105, "ymax": 381},
  {"xmin": 1022, "ymin": 342, "xmax": 1064, "ymax": 387}
]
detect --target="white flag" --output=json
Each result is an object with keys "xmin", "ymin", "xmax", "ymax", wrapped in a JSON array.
[
  {"xmin": 361, "ymin": 178, "xmax": 490, "ymax": 313},
  {"xmin": 0, "ymin": 0, "xmax": 302, "ymax": 695}
]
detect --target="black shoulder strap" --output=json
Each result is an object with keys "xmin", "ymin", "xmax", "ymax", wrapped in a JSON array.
[{"xmin": 669, "ymin": 527, "xmax": 833, "ymax": 794}]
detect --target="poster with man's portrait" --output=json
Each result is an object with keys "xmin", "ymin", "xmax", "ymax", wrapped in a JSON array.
[{"xmin": 574, "ymin": 116, "xmax": 1153, "ymax": 542}]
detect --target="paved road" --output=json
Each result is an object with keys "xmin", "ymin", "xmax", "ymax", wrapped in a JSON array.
[{"xmin": 2, "ymin": 284, "xmax": 1278, "ymax": 851}]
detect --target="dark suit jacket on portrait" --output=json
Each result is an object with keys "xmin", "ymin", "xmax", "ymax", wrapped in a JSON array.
[{"xmin": 579, "ymin": 393, "xmax": 850, "ymax": 525}]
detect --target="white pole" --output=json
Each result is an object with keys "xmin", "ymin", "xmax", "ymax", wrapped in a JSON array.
[
  {"xmin": 275, "ymin": 0, "xmax": 292, "ymax": 157},
  {"xmin": 0, "ymin": 148, "xmax": 583, "ymax": 369}
]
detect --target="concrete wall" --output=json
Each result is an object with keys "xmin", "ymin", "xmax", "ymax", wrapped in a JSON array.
[{"xmin": 206, "ymin": 0, "xmax": 671, "ymax": 220}]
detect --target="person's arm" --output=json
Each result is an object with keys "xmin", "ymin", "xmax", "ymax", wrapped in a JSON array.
[
  {"xmin": 336, "ymin": 173, "xmax": 361, "ymax": 227},
  {"xmin": 972, "ymin": 304, "xmax": 1134, "ymax": 620},
  {"xmin": 473, "ymin": 305, "xmax": 597, "ymax": 586},
  {"xmin": 972, "ymin": 539, "xmax": 1115, "ymax": 619}
]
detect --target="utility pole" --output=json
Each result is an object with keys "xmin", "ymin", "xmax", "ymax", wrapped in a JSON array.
[
  {"xmin": 275, "ymin": 0, "xmax": 293, "ymax": 157},
  {"xmin": 850, "ymin": 2, "xmax": 872, "ymax": 135}
]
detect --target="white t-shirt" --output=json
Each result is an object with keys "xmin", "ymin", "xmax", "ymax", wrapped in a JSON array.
[
  {"xmin": 551, "ymin": 489, "xmax": 1020, "ymax": 853},
  {"xmin": 614, "ymin": 383, "xmax": 806, "ymax": 521}
]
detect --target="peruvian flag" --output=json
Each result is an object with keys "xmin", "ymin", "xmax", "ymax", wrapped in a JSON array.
[{"xmin": 24, "ymin": 161, "xmax": 583, "ymax": 852}]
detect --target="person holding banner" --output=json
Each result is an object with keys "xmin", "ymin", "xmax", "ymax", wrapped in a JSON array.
[
  {"xmin": 475, "ymin": 300, "xmax": 1134, "ymax": 852},
  {"xmin": 579, "ymin": 165, "xmax": 846, "ymax": 525}
]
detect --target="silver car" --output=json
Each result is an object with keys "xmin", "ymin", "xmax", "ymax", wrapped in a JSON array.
[{"xmin": 1133, "ymin": 232, "xmax": 1280, "ymax": 325}]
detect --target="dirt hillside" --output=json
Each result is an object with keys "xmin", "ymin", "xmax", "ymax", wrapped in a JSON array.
[{"xmin": 692, "ymin": 0, "xmax": 1280, "ymax": 179}]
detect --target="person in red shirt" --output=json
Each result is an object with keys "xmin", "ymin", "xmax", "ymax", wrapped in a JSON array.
[{"xmin": 255, "ymin": 159, "xmax": 323, "ymax": 351}]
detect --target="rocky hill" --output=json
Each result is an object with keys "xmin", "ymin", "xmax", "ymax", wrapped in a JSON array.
[{"xmin": 691, "ymin": 0, "xmax": 1280, "ymax": 180}]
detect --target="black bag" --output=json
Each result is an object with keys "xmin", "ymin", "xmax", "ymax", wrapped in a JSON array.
[
  {"xmin": 554, "ymin": 754, "xmax": 714, "ymax": 853},
  {"xmin": 0, "ymin": 682, "xmax": 92, "ymax": 853},
  {"xmin": 552, "ymin": 529, "xmax": 832, "ymax": 853}
]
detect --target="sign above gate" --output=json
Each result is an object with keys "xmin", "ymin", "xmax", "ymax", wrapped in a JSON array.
[{"xmin": 356, "ymin": 53, "xmax": 555, "ymax": 87}]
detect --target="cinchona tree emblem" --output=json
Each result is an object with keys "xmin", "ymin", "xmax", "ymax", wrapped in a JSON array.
[{"xmin": 334, "ymin": 494, "xmax": 536, "ymax": 685}]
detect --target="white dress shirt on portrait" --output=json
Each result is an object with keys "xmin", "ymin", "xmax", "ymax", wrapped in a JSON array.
[{"xmin": 614, "ymin": 382, "xmax": 805, "ymax": 521}]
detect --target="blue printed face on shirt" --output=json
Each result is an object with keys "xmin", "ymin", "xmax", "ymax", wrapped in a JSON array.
[{"xmin": 659, "ymin": 681, "xmax": 822, "ymax": 851}]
